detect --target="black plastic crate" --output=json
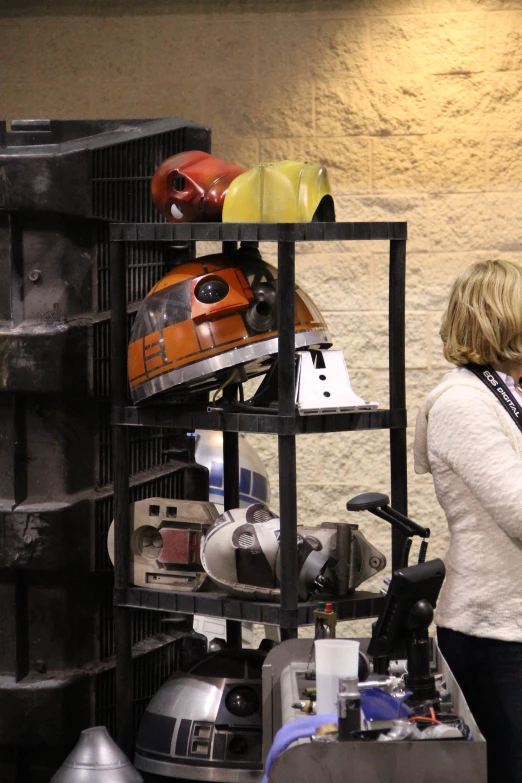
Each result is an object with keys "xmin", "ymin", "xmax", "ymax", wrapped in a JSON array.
[
  {"xmin": 0, "ymin": 118, "xmax": 212, "ymax": 783},
  {"xmin": 0, "ymin": 118, "xmax": 210, "ymax": 221}
]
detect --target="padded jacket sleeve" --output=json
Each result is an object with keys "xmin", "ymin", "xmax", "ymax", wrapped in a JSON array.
[{"xmin": 427, "ymin": 386, "xmax": 522, "ymax": 540}]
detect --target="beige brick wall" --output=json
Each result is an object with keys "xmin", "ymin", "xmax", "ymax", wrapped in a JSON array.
[{"xmin": 2, "ymin": 0, "xmax": 522, "ymax": 637}]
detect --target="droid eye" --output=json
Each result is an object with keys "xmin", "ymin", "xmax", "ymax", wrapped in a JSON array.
[
  {"xmin": 195, "ymin": 277, "xmax": 230, "ymax": 304},
  {"xmin": 225, "ymin": 686, "xmax": 260, "ymax": 717}
]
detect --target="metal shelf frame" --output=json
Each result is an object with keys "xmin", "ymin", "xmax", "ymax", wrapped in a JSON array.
[
  {"xmin": 114, "ymin": 587, "xmax": 385, "ymax": 626},
  {"xmin": 119, "ymin": 404, "xmax": 406, "ymax": 434},
  {"xmin": 109, "ymin": 221, "xmax": 408, "ymax": 753}
]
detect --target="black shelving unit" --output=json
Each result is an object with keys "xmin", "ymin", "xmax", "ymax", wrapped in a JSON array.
[{"xmin": 109, "ymin": 221, "xmax": 408, "ymax": 754}]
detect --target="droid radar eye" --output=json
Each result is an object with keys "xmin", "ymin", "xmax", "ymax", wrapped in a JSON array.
[
  {"xmin": 226, "ymin": 686, "xmax": 260, "ymax": 717},
  {"xmin": 195, "ymin": 277, "xmax": 230, "ymax": 304}
]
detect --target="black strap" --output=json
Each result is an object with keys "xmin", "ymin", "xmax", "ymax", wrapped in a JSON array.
[{"xmin": 465, "ymin": 363, "xmax": 522, "ymax": 432}]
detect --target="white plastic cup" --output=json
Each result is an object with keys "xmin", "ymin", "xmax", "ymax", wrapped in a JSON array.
[{"xmin": 314, "ymin": 639, "xmax": 360, "ymax": 715}]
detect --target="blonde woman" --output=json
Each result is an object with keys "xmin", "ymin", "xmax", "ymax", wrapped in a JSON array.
[{"xmin": 415, "ymin": 259, "xmax": 522, "ymax": 783}]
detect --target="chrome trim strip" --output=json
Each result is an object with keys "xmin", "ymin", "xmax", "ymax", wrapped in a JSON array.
[
  {"xmin": 131, "ymin": 329, "xmax": 330, "ymax": 403},
  {"xmin": 135, "ymin": 753, "xmax": 262, "ymax": 782}
]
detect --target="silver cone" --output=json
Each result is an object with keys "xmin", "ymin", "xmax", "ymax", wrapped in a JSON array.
[{"xmin": 51, "ymin": 726, "xmax": 143, "ymax": 782}]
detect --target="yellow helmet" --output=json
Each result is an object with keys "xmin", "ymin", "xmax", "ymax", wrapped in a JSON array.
[{"xmin": 222, "ymin": 160, "xmax": 335, "ymax": 223}]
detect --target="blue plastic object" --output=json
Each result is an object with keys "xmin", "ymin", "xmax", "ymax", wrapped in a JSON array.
[
  {"xmin": 360, "ymin": 688, "xmax": 412, "ymax": 721},
  {"xmin": 263, "ymin": 690, "xmax": 412, "ymax": 783},
  {"xmin": 262, "ymin": 714, "xmax": 338, "ymax": 783}
]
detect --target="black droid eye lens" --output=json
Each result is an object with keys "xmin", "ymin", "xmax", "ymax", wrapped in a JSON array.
[
  {"xmin": 225, "ymin": 686, "xmax": 260, "ymax": 717},
  {"xmin": 195, "ymin": 277, "xmax": 230, "ymax": 304}
]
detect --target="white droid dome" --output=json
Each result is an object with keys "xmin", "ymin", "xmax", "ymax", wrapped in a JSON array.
[
  {"xmin": 195, "ymin": 431, "xmax": 271, "ymax": 509},
  {"xmin": 193, "ymin": 432, "xmax": 271, "ymax": 646}
]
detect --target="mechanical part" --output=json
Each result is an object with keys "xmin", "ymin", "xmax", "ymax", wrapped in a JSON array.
[
  {"xmin": 337, "ymin": 677, "xmax": 361, "ymax": 741},
  {"xmin": 401, "ymin": 538, "xmax": 412, "ymax": 569},
  {"xmin": 418, "ymin": 539, "xmax": 429, "ymax": 564},
  {"xmin": 128, "ymin": 246, "xmax": 330, "ymax": 403},
  {"xmin": 200, "ymin": 505, "xmax": 386, "ymax": 601},
  {"xmin": 246, "ymin": 298, "xmax": 276, "ymax": 332},
  {"xmin": 51, "ymin": 726, "xmax": 143, "ymax": 782},
  {"xmin": 389, "ymin": 659, "xmax": 408, "ymax": 677},
  {"xmin": 333, "ymin": 525, "xmax": 351, "ymax": 597},
  {"xmin": 305, "ymin": 522, "xmax": 386, "ymax": 592},
  {"xmin": 368, "ymin": 559, "xmax": 446, "ymax": 708},
  {"xmin": 151, "ymin": 150, "xmax": 247, "ymax": 223},
  {"xmin": 107, "ymin": 498, "xmax": 219, "ymax": 592},
  {"xmin": 135, "ymin": 650, "xmax": 265, "ymax": 782},
  {"xmin": 200, "ymin": 505, "xmax": 282, "ymax": 601},
  {"xmin": 291, "ymin": 700, "xmax": 315, "ymax": 714},
  {"xmin": 296, "ymin": 350, "xmax": 378, "ymax": 415},
  {"xmin": 208, "ymin": 637, "xmax": 227, "ymax": 653},
  {"xmin": 262, "ymin": 639, "xmax": 486, "ymax": 783},
  {"xmin": 222, "ymin": 160, "xmax": 335, "ymax": 223},
  {"xmin": 346, "ymin": 492, "xmax": 430, "ymax": 539},
  {"xmin": 313, "ymin": 602, "xmax": 337, "ymax": 639}
]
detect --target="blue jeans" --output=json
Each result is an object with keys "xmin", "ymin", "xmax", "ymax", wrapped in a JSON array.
[{"xmin": 437, "ymin": 626, "xmax": 522, "ymax": 783}]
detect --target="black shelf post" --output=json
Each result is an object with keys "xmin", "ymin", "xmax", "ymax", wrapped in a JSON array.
[
  {"xmin": 223, "ymin": 386, "xmax": 243, "ymax": 649},
  {"xmin": 110, "ymin": 239, "xmax": 133, "ymax": 756},
  {"xmin": 389, "ymin": 238, "xmax": 408, "ymax": 571},
  {"xmin": 277, "ymin": 238, "xmax": 298, "ymax": 640}
]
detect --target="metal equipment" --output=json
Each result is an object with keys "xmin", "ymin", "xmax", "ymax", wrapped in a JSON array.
[
  {"xmin": 200, "ymin": 504, "xmax": 386, "ymax": 600},
  {"xmin": 295, "ymin": 350, "xmax": 378, "ymax": 415},
  {"xmin": 262, "ymin": 638, "xmax": 487, "ymax": 783},
  {"xmin": 346, "ymin": 491, "xmax": 430, "ymax": 569},
  {"xmin": 261, "ymin": 553, "xmax": 486, "ymax": 782},
  {"xmin": 51, "ymin": 726, "xmax": 142, "ymax": 782},
  {"xmin": 135, "ymin": 649, "xmax": 265, "ymax": 782},
  {"xmin": 107, "ymin": 498, "xmax": 219, "ymax": 592}
]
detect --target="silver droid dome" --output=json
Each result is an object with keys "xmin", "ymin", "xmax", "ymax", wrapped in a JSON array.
[{"xmin": 135, "ymin": 649, "xmax": 265, "ymax": 782}]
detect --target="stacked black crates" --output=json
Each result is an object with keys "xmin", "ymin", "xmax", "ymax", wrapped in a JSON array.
[{"xmin": 0, "ymin": 118, "xmax": 211, "ymax": 782}]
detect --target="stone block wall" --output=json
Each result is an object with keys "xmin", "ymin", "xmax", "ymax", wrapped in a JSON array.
[{"xmin": 2, "ymin": 0, "xmax": 521, "ymax": 635}]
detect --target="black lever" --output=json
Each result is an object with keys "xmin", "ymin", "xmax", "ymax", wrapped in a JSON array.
[{"xmin": 346, "ymin": 492, "xmax": 430, "ymax": 539}]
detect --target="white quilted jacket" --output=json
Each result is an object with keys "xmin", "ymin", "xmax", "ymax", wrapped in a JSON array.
[{"xmin": 414, "ymin": 368, "xmax": 522, "ymax": 641}]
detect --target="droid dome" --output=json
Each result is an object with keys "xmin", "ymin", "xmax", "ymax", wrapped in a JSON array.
[
  {"xmin": 135, "ymin": 649, "xmax": 266, "ymax": 782},
  {"xmin": 128, "ymin": 246, "xmax": 330, "ymax": 403},
  {"xmin": 195, "ymin": 430, "xmax": 271, "ymax": 509}
]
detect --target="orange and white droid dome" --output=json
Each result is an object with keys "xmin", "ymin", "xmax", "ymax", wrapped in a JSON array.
[{"xmin": 128, "ymin": 246, "xmax": 330, "ymax": 403}]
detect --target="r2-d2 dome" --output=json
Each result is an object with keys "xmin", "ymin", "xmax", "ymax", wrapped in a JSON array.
[
  {"xmin": 135, "ymin": 649, "xmax": 265, "ymax": 782},
  {"xmin": 193, "ymin": 431, "xmax": 272, "ymax": 646},
  {"xmin": 195, "ymin": 431, "xmax": 270, "ymax": 510}
]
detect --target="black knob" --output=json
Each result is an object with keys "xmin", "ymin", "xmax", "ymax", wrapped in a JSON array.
[{"xmin": 346, "ymin": 492, "xmax": 389, "ymax": 512}]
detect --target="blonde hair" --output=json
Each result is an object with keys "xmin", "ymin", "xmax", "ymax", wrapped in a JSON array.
[{"xmin": 441, "ymin": 259, "xmax": 522, "ymax": 366}]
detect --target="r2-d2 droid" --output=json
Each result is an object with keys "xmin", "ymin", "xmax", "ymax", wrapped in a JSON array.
[{"xmin": 193, "ymin": 431, "xmax": 271, "ymax": 647}]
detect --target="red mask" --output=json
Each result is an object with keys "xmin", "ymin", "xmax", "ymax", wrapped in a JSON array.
[{"xmin": 151, "ymin": 150, "xmax": 247, "ymax": 223}]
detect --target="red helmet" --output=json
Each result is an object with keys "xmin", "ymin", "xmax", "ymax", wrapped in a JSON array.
[
  {"xmin": 151, "ymin": 150, "xmax": 247, "ymax": 223},
  {"xmin": 128, "ymin": 247, "xmax": 331, "ymax": 402}
]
